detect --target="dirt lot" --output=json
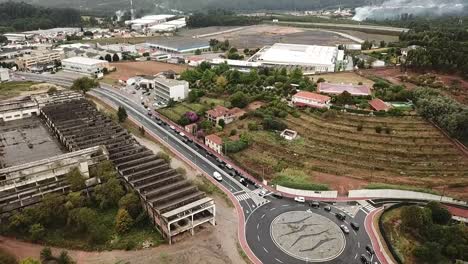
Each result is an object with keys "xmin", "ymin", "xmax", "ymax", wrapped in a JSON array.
[
  {"xmin": 106, "ymin": 61, "xmax": 189, "ymax": 81},
  {"xmin": 361, "ymin": 67, "xmax": 468, "ymax": 104},
  {"xmin": 311, "ymin": 72, "xmax": 375, "ymax": 86},
  {"xmin": 337, "ymin": 30, "xmax": 399, "ymax": 43},
  {"xmin": 203, "ymin": 24, "xmax": 359, "ymax": 49}
]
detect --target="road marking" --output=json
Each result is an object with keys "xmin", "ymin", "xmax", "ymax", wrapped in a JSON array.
[
  {"xmin": 281, "ymin": 204, "xmax": 289, "ymax": 207},
  {"xmin": 257, "ymin": 223, "xmax": 260, "ymax": 229},
  {"xmin": 261, "ymin": 214, "xmax": 265, "ymax": 219},
  {"xmin": 353, "ymin": 230, "xmax": 358, "ymax": 236},
  {"xmin": 358, "ymin": 242, "xmax": 361, "ymax": 248},
  {"xmin": 355, "ymin": 253, "xmax": 358, "ymax": 259},
  {"xmin": 275, "ymin": 258, "xmax": 283, "ymax": 263},
  {"xmin": 344, "ymin": 220, "xmax": 349, "ymax": 225},
  {"xmin": 270, "ymin": 207, "xmax": 276, "ymax": 211},
  {"xmin": 263, "ymin": 247, "xmax": 269, "ymax": 253},
  {"xmin": 257, "ymin": 235, "xmax": 260, "ymax": 241}
]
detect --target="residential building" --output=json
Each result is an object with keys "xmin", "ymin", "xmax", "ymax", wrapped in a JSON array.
[
  {"xmin": 15, "ymin": 50, "xmax": 63, "ymax": 71},
  {"xmin": 206, "ymin": 105, "xmax": 246, "ymax": 125},
  {"xmin": 61, "ymin": 57, "xmax": 109, "ymax": 77},
  {"xmin": 205, "ymin": 134, "xmax": 223, "ymax": 154},
  {"xmin": 252, "ymin": 43, "xmax": 343, "ymax": 73},
  {"xmin": 0, "ymin": 68, "xmax": 10, "ymax": 82},
  {"xmin": 292, "ymin": 91, "xmax": 331, "ymax": 108},
  {"xmin": 369, "ymin": 98, "xmax": 391, "ymax": 112},
  {"xmin": 318, "ymin": 82, "xmax": 372, "ymax": 96}
]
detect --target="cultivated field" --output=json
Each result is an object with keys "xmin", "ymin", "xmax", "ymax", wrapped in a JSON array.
[
  {"xmin": 310, "ymin": 72, "xmax": 375, "ymax": 86},
  {"xmin": 231, "ymin": 112, "xmax": 468, "ymax": 198},
  {"xmin": 106, "ymin": 61, "xmax": 189, "ymax": 81}
]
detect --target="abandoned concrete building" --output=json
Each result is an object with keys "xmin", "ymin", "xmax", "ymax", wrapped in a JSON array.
[{"xmin": 0, "ymin": 92, "xmax": 215, "ymax": 243}]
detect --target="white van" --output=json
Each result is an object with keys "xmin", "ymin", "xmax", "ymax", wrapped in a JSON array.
[{"xmin": 213, "ymin": 171, "xmax": 223, "ymax": 181}]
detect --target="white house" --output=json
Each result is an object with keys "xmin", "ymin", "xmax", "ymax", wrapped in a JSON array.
[
  {"xmin": 61, "ymin": 57, "xmax": 110, "ymax": 77},
  {"xmin": 0, "ymin": 68, "xmax": 10, "ymax": 82},
  {"xmin": 153, "ymin": 77, "xmax": 189, "ymax": 102},
  {"xmin": 292, "ymin": 91, "xmax": 331, "ymax": 109},
  {"xmin": 205, "ymin": 134, "xmax": 223, "ymax": 154}
]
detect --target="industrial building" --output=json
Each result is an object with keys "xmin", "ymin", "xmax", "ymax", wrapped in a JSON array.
[
  {"xmin": 125, "ymin": 15, "xmax": 176, "ymax": 31},
  {"xmin": 251, "ymin": 43, "xmax": 344, "ymax": 73},
  {"xmin": 148, "ymin": 18, "xmax": 187, "ymax": 33},
  {"xmin": 147, "ymin": 39, "xmax": 210, "ymax": 54},
  {"xmin": 15, "ymin": 50, "xmax": 63, "ymax": 71},
  {"xmin": 140, "ymin": 77, "xmax": 189, "ymax": 102},
  {"xmin": 62, "ymin": 57, "xmax": 110, "ymax": 77}
]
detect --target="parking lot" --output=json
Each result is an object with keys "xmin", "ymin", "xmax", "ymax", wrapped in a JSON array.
[{"xmin": 120, "ymin": 82, "xmax": 167, "ymax": 111}]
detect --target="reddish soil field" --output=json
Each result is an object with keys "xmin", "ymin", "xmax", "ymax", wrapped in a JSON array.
[
  {"xmin": 360, "ymin": 67, "xmax": 468, "ymax": 104},
  {"xmin": 107, "ymin": 61, "xmax": 189, "ymax": 81}
]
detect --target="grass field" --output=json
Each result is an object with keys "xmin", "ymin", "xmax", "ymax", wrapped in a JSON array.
[
  {"xmin": 0, "ymin": 81, "xmax": 41, "ymax": 99},
  {"xmin": 310, "ymin": 72, "xmax": 375, "ymax": 86},
  {"xmin": 230, "ymin": 111, "xmax": 468, "ymax": 198},
  {"xmin": 158, "ymin": 102, "xmax": 208, "ymax": 123}
]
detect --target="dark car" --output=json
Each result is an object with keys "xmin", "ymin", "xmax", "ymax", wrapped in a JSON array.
[
  {"xmin": 272, "ymin": 192, "xmax": 283, "ymax": 199},
  {"xmin": 182, "ymin": 138, "xmax": 188, "ymax": 143},
  {"xmin": 336, "ymin": 212, "xmax": 346, "ymax": 221},
  {"xmin": 360, "ymin": 254, "xmax": 370, "ymax": 264},
  {"xmin": 365, "ymin": 244, "xmax": 374, "ymax": 255},
  {"xmin": 156, "ymin": 120, "xmax": 162, "ymax": 125},
  {"xmin": 229, "ymin": 170, "xmax": 237, "ymax": 177},
  {"xmin": 239, "ymin": 178, "xmax": 248, "ymax": 187},
  {"xmin": 324, "ymin": 205, "xmax": 332, "ymax": 212},
  {"xmin": 309, "ymin": 201, "xmax": 320, "ymax": 208},
  {"xmin": 350, "ymin": 222, "xmax": 360, "ymax": 230}
]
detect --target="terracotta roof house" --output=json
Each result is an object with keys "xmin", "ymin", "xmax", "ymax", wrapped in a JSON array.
[
  {"xmin": 205, "ymin": 134, "xmax": 223, "ymax": 154},
  {"xmin": 292, "ymin": 91, "xmax": 331, "ymax": 109},
  {"xmin": 369, "ymin": 98, "xmax": 391, "ymax": 112},
  {"xmin": 206, "ymin": 105, "xmax": 246, "ymax": 125},
  {"xmin": 318, "ymin": 82, "xmax": 371, "ymax": 96}
]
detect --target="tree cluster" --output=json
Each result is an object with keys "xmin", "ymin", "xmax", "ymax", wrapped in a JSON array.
[
  {"xmin": 187, "ymin": 9, "xmax": 262, "ymax": 28},
  {"xmin": 399, "ymin": 202, "xmax": 467, "ymax": 263},
  {"xmin": 373, "ymin": 80, "xmax": 413, "ymax": 101},
  {"xmin": 70, "ymin": 77, "xmax": 98, "ymax": 94},
  {"xmin": 413, "ymin": 87, "xmax": 468, "ymax": 141},
  {"xmin": 0, "ymin": 2, "xmax": 81, "ymax": 32}
]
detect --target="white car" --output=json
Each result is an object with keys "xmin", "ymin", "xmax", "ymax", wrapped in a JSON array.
[
  {"xmin": 213, "ymin": 171, "xmax": 223, "ymax": 181},
  {"xmin": 179, "ymin": 132, "xmax": 185, "ymax": 137},
  {"xmin": 225, "ymin": 163, "xmax": 233, "ymax": 170},
  {"xmin": 294, "ymin": 196, "xmax": 305, "ymax": 203},
  {"xmin": 170, "ymin": 125, "xmax": 176, "ymax": 130},
  {"xmin": 259, "ymin": 189, "xmax": 267, "ymax": 197},
  {"xmin": 340, "ymin": 224, "xmax": 350, "ymax": 234}
]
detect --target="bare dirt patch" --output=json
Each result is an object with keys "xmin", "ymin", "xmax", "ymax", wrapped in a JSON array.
[
  {"xmin": 311, "ymin": 71, "xmax": 375, "ymax": 86},
  {"xmin": 107, "ymin": 61, "xmax": 189, "ymax": 81}
]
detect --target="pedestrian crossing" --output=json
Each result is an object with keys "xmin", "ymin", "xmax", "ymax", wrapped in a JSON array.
[
  {"xmin": 358, "ymin": 200, "xmax": 376, "ymax": 213},
  {"xmin": 235, "ymin": 193, "xmax": 251, "ymax": 201}
]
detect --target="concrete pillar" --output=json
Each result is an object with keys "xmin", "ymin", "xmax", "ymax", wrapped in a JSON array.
[{"xmin": 191, "ymin": 214, "xmax": 194, "ymax": 236}]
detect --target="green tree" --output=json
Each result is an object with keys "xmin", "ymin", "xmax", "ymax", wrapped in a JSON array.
[
  {"xmin": 427, "ymin": 201, "xmax": 452, "ymax": 225},
  {"xmin": 105, "ymin": 54, "xmax": 112, "ymax": 62},
  {"xmin": 229, "ymin": 91, "xmax": 249, "ymax": 108},
  {"xmin": 194, "ymin": 49, "xmax": 202, "ymax": 55},
  {"xmin": 334, "ymin": 91, "xmax": 353, "ymax": 106},
  {"xmin": 94, "ymin": 178, "xmax": 124, "ymax": 209},
  {"xmin": 0, "ymin": 34, "xmax": 8, "ymax": 44},
  {"xmin": 216, "ymin": 75, "xmax": 228, "ymax": 88},
  {"xmin": 66, "ymin": 167, "xmax": 86, "ymax": 191},
  {"xmin": 57, "ymin": 251, "xmax": 75, "ymax": 264},
  {"xmin": 0, "ymin": 249, "xmax": 18, "ymax": 264},
  {"xmin": 218, "ymin": 119, "xmax": 225, "ymax": 128},
  {"xmin": 29, "ymin": 223, "xmax": 45, "ymax": 242},
  {"xmin": 67, "ymin": 207, "xmax": 98, "ymax": 233},
  {"xmin": 156, "ymin": 151, "xmax": 171, "ymax": 163},
  {"xmin": 47, "ymin": 87, "xmax": 58, "ymax": 94},
  {"xmin": 71, "ymin": 77, "xmax": 98, "ymax": 94},
  {"xmin": 40, "ymin": 247, "xmax": 53, "ymax": 263},
  {"xmin": 19, "ymin": 258, "xmax": 40, "ymax": 264},
  {"xmin": 112, "ymin": 54, "xmax": 120, "ymax": 62},
  {"xmin": 413, "ymin": 242, "xmax": 443, "ymax": 263},
  {"xmin": 115, "ymin": 209, "xmax": 133, "ymax": 234},
  {"xmin": 119, "ymin": 193, "xmax": 141, "ymax": 218},
  {"xmin": 90, "ymin": 160, "xmax": 116, "ymax": 182},
  {"xmin": 117, "ymin": 106, "xmax": 128, "ymax": 123}
]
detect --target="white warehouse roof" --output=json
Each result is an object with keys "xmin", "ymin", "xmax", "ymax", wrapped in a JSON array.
[
  {"xmin": 259, "ymin": 43, "xmax": 338, "ymax": 66},
  {"xmin": 62, "ymin": 57, "xmax": 108, "ymax": 66}
]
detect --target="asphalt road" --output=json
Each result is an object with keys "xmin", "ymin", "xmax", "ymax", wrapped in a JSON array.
[{"xmin": 14, "ymin": 72, "xmax": 382, "ymax": 264}]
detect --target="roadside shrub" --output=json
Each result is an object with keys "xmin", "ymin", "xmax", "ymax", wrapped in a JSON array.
[
  {"xmin": 375, "ymin": 125, "xmax": 382, "ymax": 133},
  {"xmin": 156, "ymin": 152, "xmax": 171, "ymax": 163},
  {"xmin": 176, "ymin": 167, "xmax": 187, "ymax": 176}
]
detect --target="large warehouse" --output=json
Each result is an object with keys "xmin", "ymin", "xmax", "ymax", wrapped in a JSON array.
[
  {"xmin": 253, "ymin": 43, "xmax": 344, "ymax": 73},
  {"xmin": 62, "ymin": 57, "xmax": 110, "ymax": 77}
]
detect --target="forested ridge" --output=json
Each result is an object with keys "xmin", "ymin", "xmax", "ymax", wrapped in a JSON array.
[{"xmin": 0, "ymin": 1, "xmax": 81, "ymax": 32}]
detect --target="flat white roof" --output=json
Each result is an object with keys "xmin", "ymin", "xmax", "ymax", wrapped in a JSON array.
[
  {"xmin": 259, "ymin": 43, "xmax": 338, "ymax": 66},
  {"xmin": 62, "ymin": 57, "xmax": 108, "ymax": 66}
]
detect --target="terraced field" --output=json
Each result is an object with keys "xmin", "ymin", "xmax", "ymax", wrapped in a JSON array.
[{"xmin": 231, "ymin": 112, "xmax": 468, "ymax": 198}]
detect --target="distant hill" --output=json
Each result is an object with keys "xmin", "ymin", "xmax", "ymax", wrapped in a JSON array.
[
  {"xmin": 0, "ymin": 1, "xmax": 81, "ymax": 32},
  {"xmin": 0, "ymin": 0, "xmax": 369, "ymax": 15}
]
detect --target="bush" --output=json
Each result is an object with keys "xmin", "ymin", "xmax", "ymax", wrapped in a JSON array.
[
  {"xmin": 321, "ymin": 109, "xmax": 338, "ymax": 119},
  {"xmin": 40, "ymin": 247, "xmax": 52, "ymax": 263},
  {"xmin": 384, "ymin": 127, "xmax": 392, "ymax": 134},
  {"xmin": 119, "ymin": 193, "xmax": 142, "ymax": 219},
  {"xmin": 224, "ymin": 139, "xmax": 248, "ymax": 153},
  {"xmin": 262, "ymin": 117, "xmax": 287, "ymax": 131},
  {"xmin": 115, "ymin": 209, "xmax": 133, "ymax": 234},
  {"xmin": 375, "ymin": 125, "xmax": 382, "ymax": 133},
  {"xmin": 156, "ymin": 152, "xmax": 171, "ymax": 163},
  {"xmin": 229, "ymin": 129, "xmax": 237, "ymax": 136},
  {"xmin": 175, "ymin": 167, "xmax": 187, "ymax": 176},
  {"xmin": 29, "ymin": 223, "xmax": 45, "ymax": 242},
  {"xmin": 357, "ymin": 123, "xmax": 363, "ymax": 131},
  {"xmin": 247, "ymin": 122, "xmax": 259, "ymax": 131}
]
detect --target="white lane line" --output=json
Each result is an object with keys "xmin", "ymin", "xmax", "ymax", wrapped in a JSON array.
[
  {"xmin": 270, "ymin": 207, "xmax": 276, "ymax": 211},
  {"xmin": 263, "ymin": 247, "xmax": 269, "ymax": 253},
  {"xmin": 261, "ymin": 213, "xmax": 265, "ymax": 219},
  {"xmin": 257, "ymin": 223, "xmax": 260, "ymax": 229},
  {"xmin": 275, "ymin": 258, "xmax": 283, "ymax": 263},
  {"xmin": 344, "ymin": 220, "xmax": 349, "ymax": 225},
  {"xmin": 281, "ymin": 204, "xmax": 289, "ymax": 207},
  {"xmin": 354, "ymin": 253, "xmax": 358, "ymax": 259},
  {"xmin": 353, "ymin": 230, "xmax": 357, "ymax": 236},
  {"xmin": 358, "ymin": 242, "xmax": 361, "ymax": 248},
  {"xmin": 257, "ymin": 235, "xmax": 260, "ymax": 241}
]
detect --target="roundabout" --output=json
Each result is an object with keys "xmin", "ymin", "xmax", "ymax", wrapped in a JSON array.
[
  {"xmin": 270, "ymin": 211, "xmax": 346, "ymax": 262},
  {"xmin": 245, "ymin": 199, "xmax": 379, "ymax": 264}
]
